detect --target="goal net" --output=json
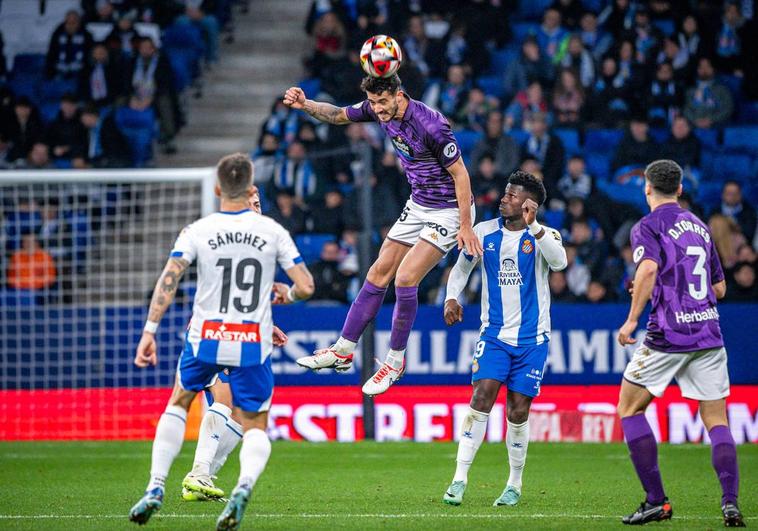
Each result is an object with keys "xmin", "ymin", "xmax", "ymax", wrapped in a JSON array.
[{"xmin": 0, "ymin": 168, "xmax": 216, "ymax": 440}]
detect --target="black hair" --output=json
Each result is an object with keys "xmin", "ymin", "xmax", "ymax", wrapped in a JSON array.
[
  {"xmin": 644, "ymin": 159, "xmax": 682, "ymax": 196},
  {"xmin": 360, "ymin": 74, "xmax": 402, "ymax": 95},
  {"xmin": 508, "ymin": 169, "xmax": 547, "ymax": 206}
]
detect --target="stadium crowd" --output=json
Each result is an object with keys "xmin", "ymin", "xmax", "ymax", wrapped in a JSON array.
[{"xmin": 250, "ymin": 0, "xmax": 758, "ymax": 304}]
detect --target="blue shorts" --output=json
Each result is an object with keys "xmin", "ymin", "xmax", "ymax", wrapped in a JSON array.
[
  {"xmin": 204, "ymin": 370, "xmax": 230, "ymax": 407},
  {"xmin": 178, "ymin": 346, "xmax": 273, "ymax": 412},
  {"xmin": 471, "ymin": 336, "xmax": 548, "ymax": 397}
]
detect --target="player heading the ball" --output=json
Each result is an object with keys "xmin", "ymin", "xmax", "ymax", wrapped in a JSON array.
[
  {"xmin": 615, "ymin": 160, "xmax": 745, "ymax": 527},
  {"xmin": 128, "ymin": 153, "xmax": 315, "ymax": 530},
  {"xmin": 284, "ymin": 73, "xmax": 483, "ymax": 396}
]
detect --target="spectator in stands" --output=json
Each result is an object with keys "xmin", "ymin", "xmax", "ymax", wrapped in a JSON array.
[
  {"xmin": 646, "ymin": 62, "xmax": 683, "ymax": 127},
  {"xmin": 73, "ymin": 103, "xmax": 131, "ymax": 168},
  {"xmin": 46, "ymin": 94, "xmax": 86, "ymax": 166},
  {"xmin": 684, "ymin": 57, "xmax": 734, "ymax": 129},
  {"xmin": 558, "ymin": 34, "xmax": 595, "ymax": 88},
  {"xmin": 270, "ymin": 192, "xmax": 307, "ymax": 235},
  {"xmin": 45, "ymin": 9, "xmax": 93, "ymax": 79},
  {"xmin": 20, "ymin": 143, "xmax": 53, "ymax": 170},
  {"xmin": 310, "ymin": 189, "xmax": 346, "ymax": 238},
  {"xmin": 470, "ymin": 111, "xmax": 519, "ymax": 177},
  {"xmin": 549, "ymin": 270, "xmax": 576, "ymax": 302},
  {"xmin": 310, "ymin": 241, "xmax": 353, "ymax": 303},
  {"xmin": 569, "ymin": 218, "xmax": 606, "ymax": 277},
  {"xmin": 678, "ymin": 191, "xmax": 706, "ymax": 221},
  {"xmin": 662, "ymin": 116, "xmax": 701, "ymax": 169},
  {"xmin": 129, "ymin": 37, "xmax": 180, "ymax": 154},
  {"xmin": 579, "ymin": 11, "xmax": 613, "ymax": 60},
  {"xmin": 520, "ymin": 112, "xmax": 565, "ymax": 198},
  {"xmin": 344, "ymin": 174, "xmax": 399, "ymax": 233},
  {"xmin": 519, "ymin": 156, "xmax": 544, "ymax": 182},
  {"xmin": 656, "ymin": 37, "xmax": 690, "ymax": 80},
  {"xmin": 726, "ymin": 261, "xmax": 757, "ymax": 301},
  {"xmin": 455, "ymin": 88, "xmax": 498, "ymax": 131},
  {"xmin": 612, "ymin": 116, "xmax": 655, "ymax": 172},
  {"xmin": 614, "ymin": 39, "xmax": 645, "ymax": 97},
  {"xmin": 252, "ymin": 132, "xmax": 281, "ymax": 186},
  {"xmin": 585, "ymin": 279, "xmax": 613, "ymax": 302},
  {"xmin": 79, "ymin": 43, "xmax": 126, "ymax": 108},
  {"xmin": 307, "ymin": 11, "xmax": 347, "ymax": 77},
  {"xmin": 624, "ymin": 7, "xmax": 661, "ymax": 66},
  {"xmin": 677, "ymin": 15, "xmax": 705, "ymax": 76},
  {"xmin": 423, "ymin": 64, "xmax": 469, "ymax": 119},
  {"xmin": 709, "ymin": 214, "xmax": 747, "ymax": 269},
  {"xmin": 0, "ymin": 131, "xmax": 12, "ymax": 169},
  {"xmin": 177, "ymin": 0, "xmax": 221, "ymax": 65},
  {"xmin": 599, "ymin": 0, "xmax": 634, "ymax": 38},
  {"xmin": 471, "ymin": 154, "xmax": 505, "ymax": 223},
  {"xmin": 7, "ymin": 233, "xmax": 57, "ymax": 291},
  {"xmin": 557, "ymin": 155, "xmax": 592, "ymax": 201},
  {"xmin": 588, "ymin": 56, "xmax": 632, "ymax": 126},
  {"xmin": 503, "ymin": 37, "xmax": 554, "ymax": 101},
  {"xmin": 505, "ymin": 80, "xmax": 549, "ymax": 130},
  {"xmin": 402, "ymin": 14, "xmax": 444, "ymax": 78},
  {"xmin": 551, "ymin": 0, "xmax": 583, "ymax": 30},
  {"xmin": 564, "ymin": 243, "xmax": 590, "ymax": 297},
  {"xmin": 6, "ymin": 97, "xmax": 45, "ymax": 163},
  {"xmin": 107, "ymin": 9, "xmax": 139, "ymax": 54},
  {"xmin": 271, "ymin": 141, "xmax": 320, "ymax": 207},
  {"xmin": 260, "ymin": 98, "xmax": 300, "ymax": 146},
  {"xmin": 375, "ymin": 150, "xmax": 409, "ymax": 207},
  {"xmin": 714, "ymin": 1, "xmax": 746, "ymax": 76},
  {"xmin": 536, "ymin": 8, "xmax": 568, "ymax": 61},
  {"xmin": 713, "ymin": 181, "xmax": 757, "ymax": 243},
  {"xmin": 552, "ymin": 68, "xmax": 585, "ymax": 126},
  {"xmin": 319, "ymin": 49, "xmax": 365, "ymax": 104}
]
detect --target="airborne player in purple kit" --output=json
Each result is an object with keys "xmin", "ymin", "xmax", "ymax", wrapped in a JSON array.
[
  {"xmin": 616, "ymin": 160, "xmax": 745, "ymax": 527},
  {"xmin": 284, "ymin": 74, "xmax": 482, "ymax": 395}
]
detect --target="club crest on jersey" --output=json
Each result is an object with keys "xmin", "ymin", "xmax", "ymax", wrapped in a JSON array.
[
  {"xmin": 391, "ymin": 135, "xmax": 413, "ymax": 158},
  {"xmin": 201, "ymin": 321, "xmax": 261, "ymax": 342},
  {"xmin": 521, "ymin": 239, "xmax": 534, "ymax": 254},
  {"xmin": 499, "ymin": 258, "xmax": 523, "ymax": 286}
]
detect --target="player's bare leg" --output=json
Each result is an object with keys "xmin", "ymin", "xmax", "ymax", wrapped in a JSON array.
[
  {"xmin": 363, "ymin": 240, "xmax": 443, "ymax": 396},
  {"xmin": 493, "ymin": 390, "xmax": 534, "ymax": 506},
  {"xmin": 216, "ymin": 410, "xmax": 270, "ymax": 531},
  {"xmin": 297, "ymin": 239, "xmax": 410, "ymax": 371},
  {"xmin": 183, "ymin": 379, "xmax": 239, "ymax": 501},
  {"xmin": 444, "ymin": 379, "xmax": 499, "ymax": 505},
  {"xmin": 700, "ymin": 399, "xmax": 745, "ymax": 527},
  {"xmin": 130, "ymin": 382, "xmax": 196, "ymax": 524},
  {"xmin": 617, "ymin": 380, "xmax": 673, "ymax": 525}
]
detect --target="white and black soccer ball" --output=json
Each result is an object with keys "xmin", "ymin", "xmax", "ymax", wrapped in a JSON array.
[{"xmin": 360, "ymin": 35, "xmax": 403, "ymax": 78}]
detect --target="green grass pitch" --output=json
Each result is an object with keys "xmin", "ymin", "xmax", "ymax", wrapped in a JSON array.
[{"xmin": 0, "ymin": 441, "xmax": 755, "ymax": 530}]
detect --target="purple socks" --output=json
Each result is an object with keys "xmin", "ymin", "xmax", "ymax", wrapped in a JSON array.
[
  {"xmin": 621, "ymin": 414, "xmax": 666, "ymax": 504},
  {"xmin": 340, "ymin": 280, "xmax": 387, "ymax": 342},
  {"xmin": 389, "ymin": 286, "xmax": 418, "ymax": 351},
  {"xmin": 710, "ymin": 425, "xmax": 739, "ymax": 506}
]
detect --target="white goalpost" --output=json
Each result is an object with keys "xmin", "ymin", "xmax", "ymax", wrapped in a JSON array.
[{"xmin": 0, "ymin": 168, "xmax": 216, "ymax": 440}]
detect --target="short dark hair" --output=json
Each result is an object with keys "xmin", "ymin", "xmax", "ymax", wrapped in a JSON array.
[
  {"xmin": 508, "ymin": 169, "xmax": 547, "ymax": 206},
  {"xmin": 644, "ymin": 159, "xmax": 682, "ymax": 195},
  {"xmin": 217, "ymin": 152, "xmax": 253, "ymax": 200},
  {"xmin": 360, "ymin": 74, "xmax": 402, "ymax": 95}
]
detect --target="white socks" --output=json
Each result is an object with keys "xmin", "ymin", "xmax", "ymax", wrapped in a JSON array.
[
  {"xmin": 147, "ymin": 405, "xmax": 187, "ymax": 491},
  {"xmin": 385, "ymin": 349, "xmax": 406, "ymax": 370},
  {"xmin": 506, "ymin": 419, "xmax": 530, "ymax": 491},
  {"xmin": 237, "ymin": 428, "xmax": 271, "ymax": 490},
  {"xmin": 192, "ymin": 402, "xmax": 232, "ymax": 475},
  {"xmin": 210, "ymin": 419, "xmax": 243, "ymax": 476},
  {"xmin": 334, "ymin": 337, "xmax": 357, "ymax": 356},
  {"xmin": 453, "ymin": 408, "xmax": 489, "ymax": 483}
]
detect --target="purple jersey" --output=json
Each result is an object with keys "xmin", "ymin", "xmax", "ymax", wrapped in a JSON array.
[
  {"xmin": 345, "ymin": 97, "xmax": 461, "ymax": 208},
  {"xmin": 630, "ymin": 203, "xmax": 725, "ymax": 353}
]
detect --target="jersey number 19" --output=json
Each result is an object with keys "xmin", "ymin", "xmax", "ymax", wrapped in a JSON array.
[{"xmin": 216, "ymin": 258, "xmax": 262, "ymax": 313}]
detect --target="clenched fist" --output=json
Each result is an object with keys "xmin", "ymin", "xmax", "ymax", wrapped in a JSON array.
[{"xmin": 283, "ymin": 87, "xmax": 306, "ymax": 109}]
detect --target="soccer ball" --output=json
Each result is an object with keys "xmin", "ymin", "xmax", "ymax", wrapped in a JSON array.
[{"xmin": 360, "ymin": 35, "xmax": 402, "ymax": 78}]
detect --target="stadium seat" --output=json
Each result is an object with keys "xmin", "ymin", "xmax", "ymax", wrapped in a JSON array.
[
  {"xmin": 10, "ymin": 53, "xmax": 45, "ymax": 76},
  {"xmin": 115, "ymin": 106, "xmax": 156, "ymax": 167},
  {"xmin": 696, "ymin": 181, "xmax": 724, "ymax": 211},
  {"xmin": 487, "ymin": 47, "xmax": 518, "ymax": 76},
  {"xmin": 8, "ymin": 75, "xmax": 40, "ymax": 103},
  {"xmin": 597, "ymin": 180, "xmax": 647, "ymax": 212},
  {"xmin": 584, "ymin": 129, "xmax": 624, "ymax": 153},
  {"xmin": 585, "ymin": 153, "xmax": 612, "ymax": 181},
  {"xmin": 455, "ymin": 129, "xmax": 483, "ymax": 160},
  {"xmin": 508, "ymin": 128, "xmax": 529, "ymax": 146},
  {"xmin": 581, "ymin": 0, "xmax": 605, "ymax": 11},
  {"xmin": 543, "ymin": 209, "xmax": 564, "ymax": 230},
  {"xmin": 737, "ymin": 101, "xmax": 758, "ymax": 124},
  {"xmin": 39, "ymin": 78, "xmax": 78, "ymax": 101},
  {"xmin": 511, "ymin": 22, "xmax": 538, "ymax": 43},
  {"xmin": 708, "ymin": 153, "xmax": 752, "ymax": 180},
  {"xmin": 649, "ymin": 128, "xmax": 669, "ymax": 144},
  {"xmin": 299, "ymin": 78, "xmax": 321, "ymax": 99},
  {"xmin": 167, "ymin": 51, "xmax": 196, "ymax": 92},
  {"xmin": 723, "ymin": 126, "xmax": 758, "ymax": 155},
  {"xmin": 40, "ymin": 102, "xmax": 60, "ymax": 124},
  {"xmin": 515, "ymin": 0, "xmax": 552, "ymax": 21},
  {"xmin": 717, "ymin": 74, "xmax": 743, "ymax": 103},
  {"xmin": 476, "ymin": 75, "xmax": 504, "ymax": 99},
  {"xmin": 652, "ymin": 19, "xmax": 675, "ymax": 36},
  {"xmin": 294, "ymin": 234, "xmax": 336, "ymax": 265},
  {"xmin": 163, "ymin": 22, "xmax": 205, "ymax": 61},
  {"xmin": 694, "ymin": 128, "xmax": 719, "ymax": 150},
  {"xmin": 554, "ymin": 128, "xmax": 580, "ymax": 156}
]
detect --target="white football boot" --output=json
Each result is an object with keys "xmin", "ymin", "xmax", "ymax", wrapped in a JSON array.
[
  {"xmin": 296, "ymin": 347, "xmax": 354, "ymax": 372},
  {"xmin": 361, "ymin": 358, "xmax": 405, "ymax": 396}
]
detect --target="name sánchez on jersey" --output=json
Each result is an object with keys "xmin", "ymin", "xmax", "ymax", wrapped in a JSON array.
[
  {"xmin": 667, "ymin": 220, "xmax": 711, "ymax": 243},
  {"xmin": 208, "ymin": 231, "xmax": 267, "ymax": 251},
  {"xmin": 201, "ymin": 321, "xmax": 261, "ymax": 342}
]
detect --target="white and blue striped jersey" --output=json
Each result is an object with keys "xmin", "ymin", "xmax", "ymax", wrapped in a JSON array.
[
  {"xmin": 460, "ymin": 218, "xmax": 565, "ymax": 346},
  {"xmin": 170, "ymin": 209, "xmax": 302, "ymax": 367}
]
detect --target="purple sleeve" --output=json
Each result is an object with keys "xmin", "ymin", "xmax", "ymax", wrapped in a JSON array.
[
  {"xmin": 427, "ymin": 119, "xmax": 461, "ymax": 168},
  {"xmin": 630, "ymin": 219, "xmax": 661, "ymax": 268},
  {"xmin": 344, "ymin": 100, "xmax": 376, "ymax": 123},
  {"xmin": 709, "ymin": 237, "xmax": 725, "ymax": 284}
]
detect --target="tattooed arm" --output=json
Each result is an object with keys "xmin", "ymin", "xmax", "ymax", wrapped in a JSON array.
[
  {"xmin": 283, "ymin": 86, "xmax": 350, "ymax": 125},
  {"xmin": 134, "ymin": 257, "xmax": 190, "ymax": 368}
]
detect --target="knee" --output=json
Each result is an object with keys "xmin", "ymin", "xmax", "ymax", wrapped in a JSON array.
[
  {"xmin": 367, "ymin": 262, "xmax": 392, "ymax": 287},
  {"xmin": 394, "ymin": 266, "xmax": 419, "ymax": 287},
  {"xmin": 507, "ymin": 407, "xmax": 529, "ymax": 425},
  {"xmin": 617, "ymin": 401, "xmax": 643, "ymax": 419},
  {"xmin": 470, "ymin": 391, "xmax": 495, "ymax": 414}
]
